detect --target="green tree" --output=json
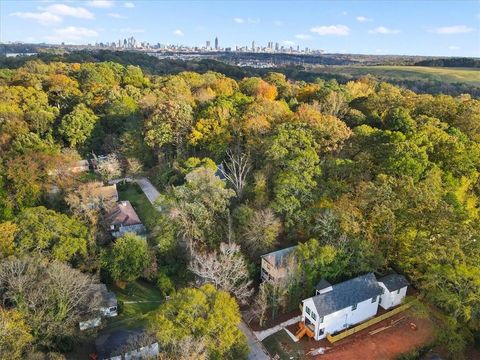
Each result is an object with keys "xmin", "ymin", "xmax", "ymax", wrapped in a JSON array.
[
  {"xmin": 58, "ymin": 103, "xmax": 98, "ymax": 148},
  {"xmin": 0, "ymin": 221, "xmax": 17, "ymax": 259},
  {"xmin": 102, "ymin": 233, "xmax": 150, "ymax": 282},
  {"xmin": 0, "ymin": 308, "xmax": 33, "ymax": 359},
  {"xmin": 15, "ymin": 206, "xmax": 89, "ymax": 263},
  {"xmin": 383, "ymin": 107, "xmax": 416, "ymax": 134},
  {"xmin": 149, "ymin": 284, "xmax": 248, "ymax": 360},
  {"xmin": 265, "ymin": 122, "xmax": 320, "ymax": 226}
]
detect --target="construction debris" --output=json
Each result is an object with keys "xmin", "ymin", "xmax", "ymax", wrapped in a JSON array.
[{"xmin": 307, "ymin": 347, "xmax": 326, "ymax": 355}]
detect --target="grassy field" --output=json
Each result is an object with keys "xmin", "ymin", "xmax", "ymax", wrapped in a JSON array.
[
  {"xmin": 314, "ymin": 66, "xmax": 480, "ymax": 85},
  {"xmin": 104, "ymin": 280, "xmax": 163, "ymax": 332},
  {"xmin": 117, "ymin": 182, "xmax": 158, "ymax": 230}
]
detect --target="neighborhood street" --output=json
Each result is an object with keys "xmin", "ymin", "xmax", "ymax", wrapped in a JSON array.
[{"xmin": 239, "ymin": 321, "xmax": 271, "ymax": 360}]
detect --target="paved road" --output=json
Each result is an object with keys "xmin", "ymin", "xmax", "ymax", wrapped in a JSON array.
[
  {"xmin": 135, "ymin": 177, "xmax": 160, "ymax": 206},
  {"xmin": 239, "ymin": 321, "xmax": 270, "ymax": 360}
]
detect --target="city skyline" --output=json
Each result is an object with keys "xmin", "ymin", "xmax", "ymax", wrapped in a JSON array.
[
  {"xmin": 81, "ymin": 34, "xmax": 324, "ymax": 55},
  {"xmin": 1, "ymin": 0, "xmax": 479, "ymax": 56}
]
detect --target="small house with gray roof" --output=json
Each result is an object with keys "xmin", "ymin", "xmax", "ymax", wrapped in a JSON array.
[
  {"xmin": 300, "ymin": 273, "xmax": 384, "ymax": 340},
  {"xmin": 378, "ymin": 273, "xmax": 409, "ymax": 310},
  {"xmin": 260, "ymin": 246, "xmax": 297, "ymax": 282}
]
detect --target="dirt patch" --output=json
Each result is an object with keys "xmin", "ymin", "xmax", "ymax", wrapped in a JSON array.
[
  {"xmin": 247, "ymin": 308, "xmax": 302, "ymax": 332},
  {"xmin": 297, "ymin": 310, "xmax": 437, "ymax": 360}
]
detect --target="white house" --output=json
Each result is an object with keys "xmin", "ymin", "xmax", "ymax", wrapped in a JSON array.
[
  {"xmin": 377, "ymin": 274, "xmax": 409, "ymax": 310},
  {"xmin": 300, "ymin": 273, "xmax": 384, "ymax": 340},
  {"xmin": 260, "ymin": 246, "xmax": 297, "ymax": 282}
]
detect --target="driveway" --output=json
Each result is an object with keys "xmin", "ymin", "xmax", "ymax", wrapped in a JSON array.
[
  {"xmin": 110, "ymin": 177, "xmax": 161, "ymax": 210},
  {"xmin": 239, "ymin": 321, "xmax": 270, "ymax": 360},
  {"xmin": 135, "ymin": 177, "xmax": 160, "ymax": 206}
]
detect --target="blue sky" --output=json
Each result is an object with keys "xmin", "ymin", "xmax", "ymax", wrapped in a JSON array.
[{"xmin": 1, "ymin": 0, "xmax": 479, "ymax": 56}]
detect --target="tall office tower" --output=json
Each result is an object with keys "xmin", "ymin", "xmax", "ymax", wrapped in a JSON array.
[
  {"xmin": 251, "ymin": 41, "xmax": 255, "ymax": 51},
  {"xmin": 215, "ymin": 37, "xmax": 219, "ymax": 50},
  {"xmin": 275, "ymin": 42, "xmax": 279, "ymax": 51},
  {"xmin": 206, "ymin": 40, "xmax": 211, "ymax": 48},
  {"xmin": 297, "ymin": 45, "xmax": 300, "ymax": 52}
]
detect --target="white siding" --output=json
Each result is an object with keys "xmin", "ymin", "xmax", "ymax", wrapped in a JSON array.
[
  {"xmin": 379, "ymin": 283, "xmax": 407, "ymax": 310},
  {"xmin": 303, "ymin": 295, "xmax": 380, "ymax": 340}
]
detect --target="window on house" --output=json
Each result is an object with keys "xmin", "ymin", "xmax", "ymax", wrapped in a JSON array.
[
  {"xmin": 371, "ymin": 296, "xmax": 377, "ymax": 303},
  {"xmin": 311, "ymin": 312, "xmax": 316, "ymax": 320},
  {"xmin": 352, "ymin": 304, "xmax": 357, "ymax": 311},
  {"xmin": 306, "ymin": 306, "xmax": 311, "ymax": 315},
  {"xmin": 319, "ymin": 316, "xmax": 324, "ymax": 323},
  {"xmin": 397, "ymin": 289, "xmax": 401, "ymax": 294},
  {"xmin": 379, "ymin": 297, "xmax": 382, "ymax": 304}
]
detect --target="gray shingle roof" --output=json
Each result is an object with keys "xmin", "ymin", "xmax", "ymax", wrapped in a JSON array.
[
  {"xmin": 308, "ymin": 273, "xmax": 383, "ymax": 317},
  {"xmin": 261, "ymin": 246, "xmax": 297, "ymax": 268},
  {"xmin": 95, "ymin": 329, "xmax": 143, "ymax": 359},
  {"xmin": 316, "ymin": 279, "xmax": 332, "ymax": 291},
  {"xmin": 378, "ymin": 274, "xmax": 409, "ymax": 292}
]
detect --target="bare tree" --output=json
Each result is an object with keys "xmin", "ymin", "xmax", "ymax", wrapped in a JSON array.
[
  {"xmin": 189, "ymin": 242, "xmax": 253, "ymax": 304},
  {"xmin": 0, "ymin": 257, "xmax": 99, "ymax": 350},
  {"xmin": 125, "ymin": 157, "xmax": 143, "ymax": 177},
  {"xmin": 245, "ymin": 281, "xmax": 269, "ymax": 327},
  {"xmin": 219, "ymin": 150, "xmax": 252, "ymax": 198},
  {"xmin": 243, "ymin": 208, "xmax": 282, "ymax": 257},
  {"xmin": 158, "ymin": 336, "xmax": 208, "ymax": 360},
  {"xmin": 65, "ymin": 181, "xmax": 117, "ymax": 225},
  {"xmin": 96, "ymin": 153, "xmax": 121, "ymax": 181}
]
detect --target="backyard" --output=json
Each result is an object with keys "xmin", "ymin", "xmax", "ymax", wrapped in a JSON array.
[
  {"xmin": 104, "ymin": 280, "xmax": 163, "ymax": 332},
  {"xmin": 262, "ymin": 309, "xmax": 437, "ymax": 360}
]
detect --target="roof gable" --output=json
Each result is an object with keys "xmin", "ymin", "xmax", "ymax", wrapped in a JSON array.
[
  {"xmin": 309, "ymin": 273, "xmax": 383, "ymax": 317},
  {"xmin": 106, "ymin": 201, "xmax": 142, "ymax": 227},
  {"xmin": 378, "ymin": 273, "xmax": 409, "ymax": 292},
  {"xmin": 261, "ymin": 246, "xmax": 297, "ymax": 268}
]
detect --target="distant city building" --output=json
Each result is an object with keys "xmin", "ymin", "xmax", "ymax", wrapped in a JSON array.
[{"xmin": 59, "ymin": 34, "xmax": 324, "ymax": 55}]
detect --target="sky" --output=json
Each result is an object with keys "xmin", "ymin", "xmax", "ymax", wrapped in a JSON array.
[{"xmin": 1, "ymin": 0, "xmax": 479, "ymax": 56}]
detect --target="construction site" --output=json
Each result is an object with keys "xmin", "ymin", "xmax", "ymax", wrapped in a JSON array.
[{"xmin": 263, "ymin": 308, "xmax": 438, "ymax": 360}]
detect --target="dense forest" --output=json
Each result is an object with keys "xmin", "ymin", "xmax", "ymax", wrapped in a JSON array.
[
  {"xmin": 1, "ymin": 50, "xmax": 479, "ymax": 97},
  {"xmin": 0, "ymin": 59, "xmax": 479, "ymax": 359}
]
